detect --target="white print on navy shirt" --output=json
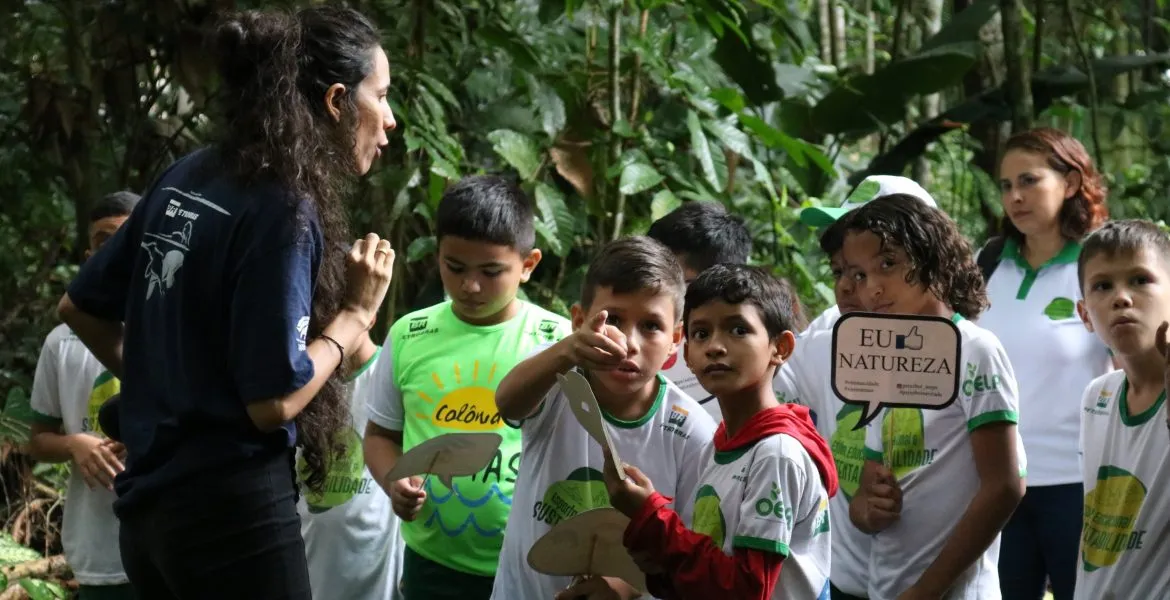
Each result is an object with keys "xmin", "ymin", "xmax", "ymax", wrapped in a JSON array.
[
  {"xmin": 296, "ymin": 316, "xmax": 311, "ymax": 351},
  {"xmin": 144, "ymin": 187, "xmax": 231, "ymax": 300}
]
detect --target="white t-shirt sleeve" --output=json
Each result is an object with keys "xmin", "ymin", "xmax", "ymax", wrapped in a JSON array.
[
  {"xmin": 29, "ymin": 332, "xmax": 63, "ymax": 419},
  {"xmin": 731, "ymin": 448, "xmax": 807, "ymax": 557},
  {"xmin": 514, "ymin": 341, "xmax": 564, "ymax": 435},
  {"xmin": 961, "ymin": 335, "xmax": 1021, "ymax": 431},
  {"xmin": 671, "ymin": 408, "xmax": 717, "ymax": 522},
  {"xmin": 366, "ymin": 337, "xmax": 403, "ymax": 431}
]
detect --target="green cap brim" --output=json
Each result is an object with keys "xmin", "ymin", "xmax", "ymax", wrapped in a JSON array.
[{"xmin": 799, "ymin": 206, "xmax": 851, "ymax": 228}]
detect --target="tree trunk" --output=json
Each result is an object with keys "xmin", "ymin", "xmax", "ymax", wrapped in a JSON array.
[
  {"xmin": 1000, "ymin": 0, "xmax": 1034, "ymax": 132},
  {"xmin": 865, "ymin": 0, "xmax": 875, "ymax": 74},
  {"xmin": 956, "ymin": 0, "xmax": 1007, "ymax": 234},
  {"xmin": 833, "ymin": 1, "xmax": 847, "ymax": 67},
  {"xmin": 915, "ymin": 0, "xmax": 945, "ymax": 185},
  {"xmin": 819, "ymin": 0, "xmax": 833, "ymax": 64}
]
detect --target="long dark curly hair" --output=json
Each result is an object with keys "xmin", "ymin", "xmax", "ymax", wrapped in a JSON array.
[
  {"xmin": 840, "ymin": 194, "xmax": 989, "ymax": 319},
  {"xmin": 212, "ymin": 6, "xmax": 381, "ymax": 492}
]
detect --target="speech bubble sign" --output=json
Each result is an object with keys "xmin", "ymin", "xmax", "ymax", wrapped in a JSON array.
[
  {"xmin": 527, "ymin": 507, "xmax": 647, "ymax": 592},
  {"xmin": 559, "ymin": 370, "xmax": 626, "ymax": 481},
  {"xmin": 831, "ymin": 312, "xmax": 961, "ymax": 430},
  {"xmin": 386, "ymin": 432, "xmax": 503, "ymax": 490}
]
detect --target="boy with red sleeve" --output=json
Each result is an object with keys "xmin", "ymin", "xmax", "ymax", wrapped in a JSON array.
[{"xmin": 602, "ymin": 264, "xmax": 838, "ymax": 600}]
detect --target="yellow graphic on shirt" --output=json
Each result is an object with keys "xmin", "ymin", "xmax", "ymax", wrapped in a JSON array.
[
  {"xmin": 85, "ymin": 371, "xmax": 119, "ymax": 436},
  {"xmin": 533, "ymin": 467, "xmax": 610, "ymax": 526},
  {"xmin": 298, "ymin": 427, "xmax": 372, "ymax": 513},
  {"xmin": 692, "ymin": 485, "xmax": 726, "ymax": 548},
  {"xmin": 1082, "ymin": 466, "xmax": 1148, "ymax": 572},
  {"xmin": 416, "ymin": 361, "xmax": 503, "ymax": 432},
  {"xmin": 882, "ymin": 407, "xmax": 932, "ymax": 479}
]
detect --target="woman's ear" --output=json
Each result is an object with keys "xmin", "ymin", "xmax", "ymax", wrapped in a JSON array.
[
  {"xmin": 1064, "ymin": 170, "xmax": 1083, "ymax": 200},
  {"xmin": 324, "ymin": 83, "xmax": 347, "ymax": 121}
]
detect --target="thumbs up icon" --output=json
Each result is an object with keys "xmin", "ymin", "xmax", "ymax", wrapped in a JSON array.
[{"xmin": 896, "ymin": 326, "xmax": 923, "ymax": 350}]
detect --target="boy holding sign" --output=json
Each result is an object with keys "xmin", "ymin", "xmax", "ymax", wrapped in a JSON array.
[
  {"xmin": 602, "ymin": 264, "xmax": 839, "ymax": 599},
  {"xmin": 1073, "ymin": 220, "xmax": 1170, "ymax": 599},
  {"xmin": 491, "ymin": 236, "xmax": 716, "ymax": 600},
  {"xmin": 842, "ymin": 195, "xmax": 1026, "ymax": 600},
  {"xmin": 363, "ymin": 176, "xmax": 571, "ymax": 600}
]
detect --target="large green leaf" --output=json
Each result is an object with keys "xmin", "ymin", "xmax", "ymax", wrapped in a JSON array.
[
  {"xmin": 919, "ymin": 0, "xmax": 999, "ymax": 53},
  {"xmin": 687, "ymin": 110, "xmax": 720, "ymax": 190},
  {"xmin": 650, "ymin": 189, "xmax": 682, "ymax": 221},
  {"xmin": 704, "ymin": 117, "xmax": 753, "ymax": 159},
  {"xmin": 854, "ymin": 53, "xmax": 1170, "ymax": 184},
  {"xmin": 0, "ymin": 533, "xmax": 40, "ymax": 567},
  {"xmin": 406, "ymin": 236, "xmax": 437, "ymax": 263},
  {"xmin": 486, "ymin": 129, "xmax": 542, "ymax": 181},
  {"xmin": 535, "ymin": 183, "xmax": 576, "ymax": 257},
  {"xmin": 811, "ymin": 42, "xmax": 980, "ymax": 136},
  {"xmin": 19, "ymin": 578, "xmax": 67, "ymax": 600},
  {"xmin": 619, "ymin": 163, "xmax": 666, "ymax": 195}
]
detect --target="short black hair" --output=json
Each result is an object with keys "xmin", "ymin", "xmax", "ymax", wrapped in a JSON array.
[
  {"xmin": 1078, "ymin": 220, "xmax": 1170, "ymax": 291},
  {"xmin": 684, "ymin": 264, "xmax": 798, "ymax": 338},
  {"xmin": 818, "ymin": 217, "xmax": 848, "ymax": 256},
  {"xmin": 647, "ymin": 201, "xmax": 751, "ymax": 273},
  {"xmin": 840, "ymin": 194, "xmax": 988, "ymax": 319},
  {"xmin": 436, "ymin": 175, "xmax": 535, "ymax": 252},
  {"xmin": 89, "ymin": 191, "xmax": 140, "ymax": 223},
  {"xmin": 581, "ymin": 236, "xmax": 685, "ymax": 319}
]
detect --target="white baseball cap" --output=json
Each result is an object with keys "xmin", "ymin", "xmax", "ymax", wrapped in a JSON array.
[{"xmin": 800, "ymin": 175, "xmax": 939, "ymax": 228}]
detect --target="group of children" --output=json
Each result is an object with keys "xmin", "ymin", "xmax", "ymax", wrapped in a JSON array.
[{"xmin": 28, "ymin": 172, "xmax": 1170, "ymax": 600}]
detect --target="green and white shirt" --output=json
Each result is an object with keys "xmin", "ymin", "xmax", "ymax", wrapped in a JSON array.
[
  {"xmin": 491, "ymin": 364, "xmax": 715, "ymax": 600},
  {"xmin": 29, "ymin": 324, "xmax": 127, "ymax": 586},
  {"xmin": 863, "ymin": 317, "xmax": 1025, "ymax": 600},
  {"xmin": 774, "ymin": 329, "xmax": 869, "ymax": 597},
  {"xmin": 298, "ymin": 347, "xmax": 403, "ymax": 600},
  {"xmin": 1075, "ymin": 370, "xmax": 1170, "ymax": 600},
  {"xmin": 691, "ymin": 433, "xmax": 833, "ymax": 599},
  {"xmin": 367, "ymin": 300, "xmax": 571, "ymax": 576},
  {"xmin": 661, "ymin": 352, "xmax": 719, "ymax": 420},
  {"xmin": 977, "ymin": 239, "xmax": 1112, "ymax": 486}
]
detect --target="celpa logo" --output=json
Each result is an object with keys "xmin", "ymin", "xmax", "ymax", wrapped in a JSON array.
[
  {"xmin": 538, "ymin": 320, "xmax": 560, "ymax": 341},
  {"xmin": 754, "ymin": 482, "xmax": 793, "ymax": 526},
  {"xmin": 409, "ymin": 317, "xmax": 428, "ymax": 333},
  {"xmin": 962, "ymin": 362, "xmax": 1001, "ymax": 396},
  {"xmin": 668, "ymin": 405, "xmax": 688, "ymax": 427},
  {"xmin": 165, "ymin": 200, "xmax": 180, "ymax": 217}
]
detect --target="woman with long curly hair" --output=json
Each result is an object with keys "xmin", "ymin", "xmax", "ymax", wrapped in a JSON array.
[
  {"xmin": 56, "ymin": 6, "xmax": 397, "ymax": 598},
  {"xmin": 976, "ymin": 128, "xmax": 1112, "ymax": 600}
]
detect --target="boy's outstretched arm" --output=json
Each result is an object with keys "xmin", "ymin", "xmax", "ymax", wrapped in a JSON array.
[
  {"xmin": 902, "ymin": 422, "xmax": 1024, "ymax": 599},
  {"xmin": 495, "ymin": 310, "xmax": 626, "ymax": 421},
  {"xmin": 603, "ymin": 452, "xmax": 784, "ymax": 600}
]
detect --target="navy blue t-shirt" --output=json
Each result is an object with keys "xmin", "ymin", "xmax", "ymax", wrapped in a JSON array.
[{"xmin": 67, "ymin": 148, "xmax": 322, "ymax": 516}]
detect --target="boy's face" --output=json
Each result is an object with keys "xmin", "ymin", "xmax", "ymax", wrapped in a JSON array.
[
  {"xmin": 684, "ymin": 300, "xmax": 793, "ymax": 396},
  {"xmin": 829, "ymin": 249, "xmax": 864, "ymax": 314},
  {"xmin": 1078, "ymin": 247, "xmax": 1170, "ymax": 356},
  {"xmin": 438, "ymin": 235, "xmax": 541, "ymax": 324},
  {"xmin": 87, "ymin": 215, "xmax": 129, "ymax": 258},
  {"xmin": 842, "ymin": 231, "xmax": 935, "ymax": 316},
  {"xmin": 571, "ymin": 286, "xmax": 682, "ymax": 398}
]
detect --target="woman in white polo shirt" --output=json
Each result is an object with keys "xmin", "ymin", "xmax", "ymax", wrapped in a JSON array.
[{"xmin": 976, "ymin": 128, "xmax": 1112, "ymax": 600}]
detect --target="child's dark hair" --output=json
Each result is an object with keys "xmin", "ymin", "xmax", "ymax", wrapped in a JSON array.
[
  {"xmin": 436, "ymin": 175, "xmax": 535, "ymax": 252},
  {"xmin": 1078, "ymin": 220, "xmax": 1170, "ymax": 291},
  {"xmin": 581, "ymin": 236, "xmax": 685, "ymax": 319},
  {"xmin": 819, "ymin": 217, "xmax": 848, "ymax": 256},
  {"xmin": 684, "ymin": 264, "xmax": 799, "ymax": 338},
  {"xmin": 89, "ymin": 191, "xmax": 140, "ymax": 223},
  {"xmin": 647, "ymin": 201, "xmax": 752, "ymax": 273},
  {"xmin": 840, "ymin": 194, "xmax": 988, "ymax": 319}
]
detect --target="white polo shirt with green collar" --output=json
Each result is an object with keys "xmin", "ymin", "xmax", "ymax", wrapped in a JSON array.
[{"xmin": 976, "ymin": 238, "xmax": 1113, "ymax": 486}]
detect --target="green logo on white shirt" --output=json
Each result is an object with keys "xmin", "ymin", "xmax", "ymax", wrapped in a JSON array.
[
  {"xmin": 882, "ymin": 408, "xmax": 934, "ymax": 478},
  {"xmin": 1044, "ymin": 297, "xmax": 1076, "ymax": 320},
  {"xmin": 533, "ymin": 467, "xmax": 609, "ymax": 526},
  {"xmin": 692, "ymin": 485, "xmax": 726, "ymax": 547},
  {"xmin": 961, "ymin": 362, "xmax": 1002, "ymax": 396},
  {"xmin": 753, "ymin": 482, "xmax": 793, "ymax": 527},
  {"xmin": 1082, "ymin": 466, "xmax": 1148, "ymax": 572}
]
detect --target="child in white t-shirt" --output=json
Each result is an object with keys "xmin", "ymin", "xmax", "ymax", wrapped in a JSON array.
[
  {"xmin": 1073, "ymin": 220, "xmax": 1170, "ymax": 599},
  {"xmin": 603, "ymin": 264, "xmax": 838, "ymax": 600},
  {"xmin": 298, "ymin": 329, "xmax": 404, "ymax": 600},
  {"xmin": 491, "ymin": 237, "xmax": 716, "ymax": 600},
  {"xmin": 842, "ymin": 195, "xmax": 1026, "ymax": 600},
  {"xmin": 27, "ymin": 191, "xmax": 140, "ymax": 600}
]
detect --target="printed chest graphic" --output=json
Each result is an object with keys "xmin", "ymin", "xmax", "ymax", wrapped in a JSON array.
[
  {"xmin": 85, "ymin": 371, "xmax": 119, "ymax": 437},
  {"xmin": 1082, "ymin": 466, "xmax": 1149, "ymax": 572},
  {"xmin": 413, "ymin": 360, "xmax": 505, "ymax": 432},
  {"xmin": 533, "ymin": 467, "xmax": 611, "ymax": 526},
  {"xmin": 882, "ymin": 407, "xmax": 934, "ymax": 478},
  {"xmin": 298, "ymin": 427, "xmax": 373, "ymax": 513}
]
